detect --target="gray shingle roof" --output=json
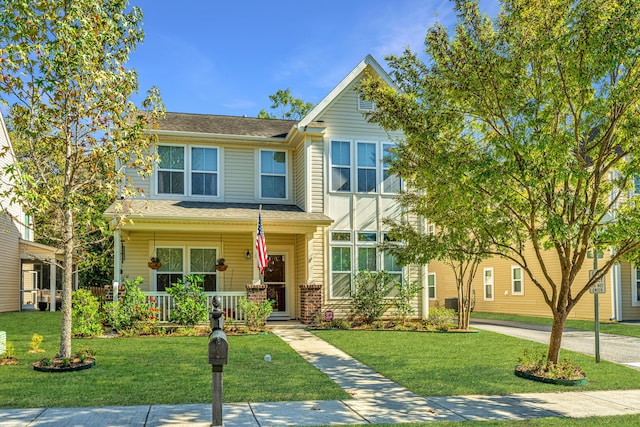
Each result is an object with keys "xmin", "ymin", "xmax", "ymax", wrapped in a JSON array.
[
  {"xmin": 156, "ymin": 112, "xmax": 297, "ymax": 138},
  {"xmin": 105, "ymin": 200, "xmax": 333, "ymax": 224}
]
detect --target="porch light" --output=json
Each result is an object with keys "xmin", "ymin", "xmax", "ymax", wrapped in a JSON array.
[{"xmin": 245, "ymin": 250, "xmax": 252, "ymax": 260}]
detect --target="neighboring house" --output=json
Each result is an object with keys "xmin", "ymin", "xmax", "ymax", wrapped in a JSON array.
[
  {"xmin": 0, "ymin": 112, "xmax": 64, "ymax": 313},
  {"xmin": 105, "ymin": 55, "xmax": 428, "ymax": 321},
  {"xmin": 427, "ymin": 235, "xmax": 640, "ymax": 322}
]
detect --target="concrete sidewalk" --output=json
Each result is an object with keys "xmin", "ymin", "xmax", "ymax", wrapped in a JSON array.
[{"xmin": 3, "ymin": 327, "xmax": 640, "ymax": 426}]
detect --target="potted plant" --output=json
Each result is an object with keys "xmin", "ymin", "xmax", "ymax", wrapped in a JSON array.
[
  {"xmin": 148, "ymin": 257, "xmax": 162, "ymax": 270},
  {"xmin": 215, "ymin": 258, "xmax": 228, "ymax": 271}
]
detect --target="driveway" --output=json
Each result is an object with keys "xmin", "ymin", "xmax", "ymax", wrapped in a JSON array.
[{"xmin": 470, "ymin": 318, "xmax": 640, "ymax": 369}]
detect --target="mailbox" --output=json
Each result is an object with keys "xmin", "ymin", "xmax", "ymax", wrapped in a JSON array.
[{"xmin": 208, "ymin": 330, "xmax": 228, "ymax": 365}]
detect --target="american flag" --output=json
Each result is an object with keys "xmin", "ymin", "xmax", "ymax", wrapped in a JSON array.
[{"xmin": 256, "ymin": 211, "xmax": 268, "ymax": 275}]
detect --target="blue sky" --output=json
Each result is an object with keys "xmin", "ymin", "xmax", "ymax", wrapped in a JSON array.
[{"xmin": 128, "ymin": 0, "xmax": 500, "ymax": 117}]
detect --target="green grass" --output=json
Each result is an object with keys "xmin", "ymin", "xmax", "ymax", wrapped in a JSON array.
[
  {"xmin": 313, "ymin": 329, "xmax": 640, "ymax": 396},
  {"xmin": 0, "ymin": 312, "xmax": 349, "ymax": 408},
  {"xmin": 320, "ymin": 414, "xmax": 640, "ymax": 427},
  {"xmin": 471, "ymin": 311, "xmax": 640, "ymax": 338}
]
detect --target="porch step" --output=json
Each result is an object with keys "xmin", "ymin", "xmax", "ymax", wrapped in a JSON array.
[{"xmin": 268, "ymin": 320, "xmax": 306, "ymax": 329}]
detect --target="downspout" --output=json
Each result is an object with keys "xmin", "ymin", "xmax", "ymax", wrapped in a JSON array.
[{"xmin": 113, "ymin": 222, "xmax": 121, "ymax": 303}]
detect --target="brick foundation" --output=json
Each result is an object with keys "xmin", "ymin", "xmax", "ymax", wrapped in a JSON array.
[
  {"xmin": 299, "ymin": 283, "xmax": 323, "ymax": 325},
  {"xmin": 246, "ymin": 283, "xmax": 267, "ymax": 304}
]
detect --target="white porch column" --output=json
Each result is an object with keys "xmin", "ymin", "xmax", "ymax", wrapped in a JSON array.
[
  {"xmin": 113, "ymin": 228, "xmax": 122, "ymax": 302},
  {"xmin": 252, "ymin": 230, "xmax": 259, "ymax": 283},
  {"xmin": 49, "ymin": 257, "xmax": 56, "ymax": 312}
]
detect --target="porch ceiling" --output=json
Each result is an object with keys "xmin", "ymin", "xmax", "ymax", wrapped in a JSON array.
[{"xmin": 105, "ymin": 200, "xmax": 333, "ymax": 231}]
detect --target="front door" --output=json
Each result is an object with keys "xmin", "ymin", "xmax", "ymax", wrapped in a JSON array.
[{"xmin": 264, "ymin": 254, "xmax": 287, "ymax": 316}]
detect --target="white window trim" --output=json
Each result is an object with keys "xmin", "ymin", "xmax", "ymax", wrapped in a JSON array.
[
  {"xmin": 155, "ymin": 246, "xmax": 185, "ymax": 291},
  {"xmin": 357, "ymin": 95, "xmax": 375, "ymax": 112},
  {"xmin": 259, "ymin": 149, "xmax": 288, "ymax": 200},
  {"xmin": 329, "ymin": 140, "xmax": 352, "ymax": 193},
  {"xmin": 156, "ymin": 144, "xmax": 186, "ymax": 196},
  {"xmin": 632, "ymin": 265, "xmax": 640, "ymax": 307},
  {"xmin": 511, "ymin": 266, "xmax": 524, "ymax": 296},
  {"xmin": 356, "ymin": 141, "xmax": 377, "ymax": 193},
  {"xmin": 330, "ymin": 237, "xmax": 353, "ymax": 300},
  {"xmin": 428, "ymin": 272, "xmax": 436, "ymax": 299},
  {"xmin": 381, "ymin": 232, "xmax": 404, "ymax": 287},
  {"xmin": 483, "ymin": 267, "xmax": 494, "ymax": 301},
  {"xmin": 189, "ymin": 146, "xmax": 220, "ymax": 198},
  {"xmin": 381, "ymin": 143, "xmax": 401, "ymax": 194}
]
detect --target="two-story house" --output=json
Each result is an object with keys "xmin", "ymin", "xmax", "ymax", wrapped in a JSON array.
[
  {"xmin": 105, "ymin": 55, "xmax": 428, "ymax": 321},
  {"xmin": 0, "ymin": 111, "xmax": 65, "ymax": 313}
]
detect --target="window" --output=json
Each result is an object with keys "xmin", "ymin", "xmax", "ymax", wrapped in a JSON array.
[
  {"xmin": 24, "ymin": 214, "xmax": 32, "ymax": 241},
  {"xmin": 633, "ymin": 266, "xmax": 640, "ymax": 307},
  {"xmin": 190, "ymin": 248, "xmax": 217, "ymax": 291},
  {"xmin": 483, "ymin": 267, "xmax": 494, "ymax": 301},
  {"xmin": 331, "ymin": 246, "xmax": 352, "ymax": 298},
  {"xmin": 260, "ymin": 150, "xmax": 287, "ymax": 199},
  {"xmin": 157, "ymin": 145, "xmax": 185, "ymax": 194},
  {"xmin": 357, "ymin": 142, "xmax": 376, "ymax": 192},
  {"xmin": 330, "ymin": 231, "xmax": 405, "ymax": 299},
  {"xmin": 156, "ymin": 247, "xmax": 184, "ymax": 291},
  {"xmin": 428, "ymin": 272, "xmax": 436, "ymax": 299},
  {"xmin": 382, "ymin": 143, "xmax": 400, "ymax": 193},
  {"xmin": 358, "ymin": 95, "xmax": 375, "ymax": 111},
  {"xmin": 512, "ymin": 266, "xmax": 524, "ymax": 295},
  {"xmin": 191, "ymin": 147, "xmax": 218, "ymax": 196},
  {"xmin": 331, "ymin": 141, "xmax": 351, "ymax": 192}
]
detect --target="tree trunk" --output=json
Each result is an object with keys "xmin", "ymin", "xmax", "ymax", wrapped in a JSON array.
[
  {"xmin": 59, "ymin": 207, "xmax": 74, "ymax": 358},
  {"xmin": 547, "ymin": 310, "xmax": 568, "ymax": 364}
]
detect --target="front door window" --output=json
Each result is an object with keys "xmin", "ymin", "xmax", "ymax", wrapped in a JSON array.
[{"xmin": 264, "ymin": 254, "xmax": 286, "ymax": 312}]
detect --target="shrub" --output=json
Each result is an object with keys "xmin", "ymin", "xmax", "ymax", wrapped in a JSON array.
[
  {"xmin": 393, "ymin": 281, "xmax": 423, "ymax": 323},
  {"xmin": 426, "ymin": 307, "xmax": 456, "ymax": 331},
  {"xmin": 237, "ymin": 297, "xmax": 274, "ymax": 331},
  {"xmin": 1, "ymin": 341, "xmax": 16, "ymax": 359},
  {"xmin": 166, "ymin": 274, "xmax": 208, "ymax": 326},
  {"xmin": 517, "ymin": 349, "xmax": 585, "ymax": 380},
  {"xmin": 29, "ymin": 333, "xmax": 45, "ymax": 353},
  {"xmin": 103, "ymin": 277, "xmax": 158, "ymax": 335},
  {"xmin": 349, "ymin": 271, "xmax": 392, "ymax": 325},
  {"xmin": 72, "ymin": 288, "xmax": 104, "ymax": 337}
]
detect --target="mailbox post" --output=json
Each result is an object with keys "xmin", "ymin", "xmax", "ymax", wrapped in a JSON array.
[{"xmin": 208, "ymin": 296, "xmax": 228, "ymax": 427}]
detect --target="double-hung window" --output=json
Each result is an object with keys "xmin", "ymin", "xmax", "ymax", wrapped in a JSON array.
[
  {"xmin": 382, "ymin": 143, "xmax": 401, "ymax": 193},
  {"xmin": 511, "ymin": 266, "xmax": 524, "ymax": 295},
  {"xmin": 191, "ymin": 147, "xmax": 218, "ymax": 196},
  {"xmin": 331, "ymin": 141, "xmax": 351, "ymax": 192},
  {"xmin": 331, "ymin": 232, "xmax": 352, "ymax": 298},
  {"xmin": 357, "ymin": 232, "xmax": 377, "ymax": 271},
  {"xmin": 428, "ymin": 273, "xmax": 436, "ymax": 299},
  {"xmin": 158, "ymin": 145, "xmax": 185, "ymax": 195},
  {"xmin": 190, "ymin": 248, "xmax": 217, "ymax": 291},
  {"xmin": 357, "ymin": 142, "xmax": 376, "ymax": 192},
  {"xmin": 260, "ymin": 150, "xmax": 287, "ymax": 199},
  {"xmin": 156, "ymin": 247, "xmax": 184, "ymax": 291},
  {"xmin": 633, "ymin": 266, "xmax": 640, "ymax": 307},
  {"xmin": 483, "ymin": 267, "xmax": 494, "ymax": 301}
]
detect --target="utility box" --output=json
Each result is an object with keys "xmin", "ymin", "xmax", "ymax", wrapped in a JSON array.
[{"xmin": 444, "ymin": 297, "xmax": 459, "ymax": 312}]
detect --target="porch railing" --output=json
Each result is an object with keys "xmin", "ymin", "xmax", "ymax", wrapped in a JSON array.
[{"xmin": 144, "ymin": 292, "xmax": 247, "ymax": 323}]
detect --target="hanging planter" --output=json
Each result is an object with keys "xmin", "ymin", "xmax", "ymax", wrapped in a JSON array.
[
  {"xmin": 215, "ymin": 258, "xmax": 228, "ymax": 272},
  {"xmin": 148, "ymin": 257, "xmax": 162, "ymax": 270}
]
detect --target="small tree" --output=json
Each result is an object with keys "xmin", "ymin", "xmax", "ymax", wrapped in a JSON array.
[
  {"xmin": 360, "ymin": 0, "xmax": 640, "ymax": 363},
  {"xmin": 349, "ymin": 271, "xmax": 393, "ymax": 325},
  {"xmin": 0, "ymin": 0, "xmax": 164, "ymax": 357},
  {"xmin": 166, "ymin": 274, "xmax": 208, "ymax": 326}
]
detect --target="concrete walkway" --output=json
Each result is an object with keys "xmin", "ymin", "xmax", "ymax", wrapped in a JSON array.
[{"xmin": 4, "ymin": 326, "xmax": 640, "ymax": 426}]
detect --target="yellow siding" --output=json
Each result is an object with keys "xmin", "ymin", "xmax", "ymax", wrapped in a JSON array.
[
  {"xmin": 224, "ymin": 148, "xmax": 255, "ymax": 202},
  {"xmin": 0, "ymin": 213, "xmax": 20, "ymax": 312},
  {"xmin": 429, "ymin": 249, "xmax": 615, "ymax": 322},
  {"xmin": 310, "ymin": 139, "xmax": 324, "ymax": 213},
  {"xmin": 293, "ymin": 145, "xmax": 305, "ymax": 210}
]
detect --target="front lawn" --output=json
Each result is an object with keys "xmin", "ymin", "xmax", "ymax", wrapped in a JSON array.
[
  {"xmin": 313, "ymin": 329, "xmax": 640, "ymax": 396},
  {"xmin": 0, "ymin": 312, "xmax": 348, "ymax": 408}
]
